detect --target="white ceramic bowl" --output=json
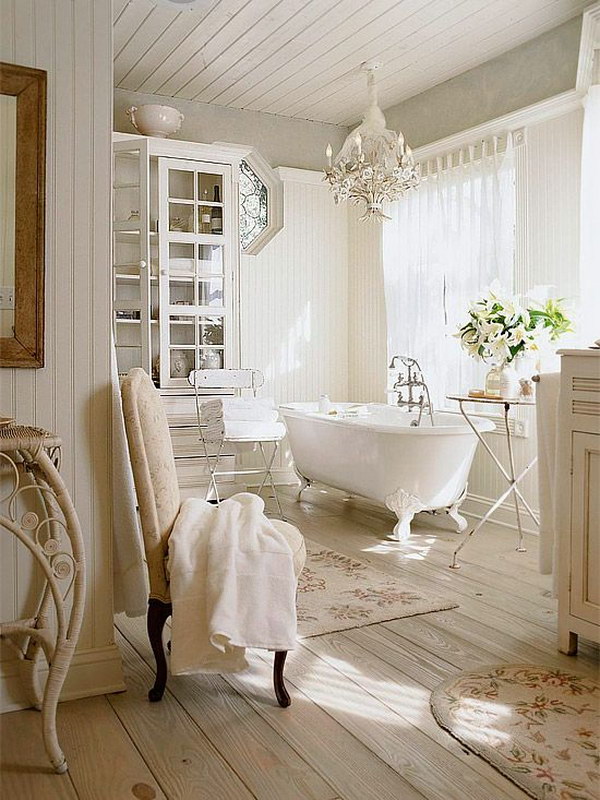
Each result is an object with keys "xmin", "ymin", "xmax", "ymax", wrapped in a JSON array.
[{"xmin": 127, "ymin": 104, "xmax": 184, "ymax": 138}]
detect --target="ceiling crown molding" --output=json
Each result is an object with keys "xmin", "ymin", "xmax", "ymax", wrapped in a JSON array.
[
  {"xmin": 413, "ymin": 90, "xmax": 582, "ymax": 163},
  {"xmin": 576, "ymin": 2, "xmax": 600, "ymax": 92}
]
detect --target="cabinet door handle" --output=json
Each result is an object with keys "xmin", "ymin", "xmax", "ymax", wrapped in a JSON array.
[{"xmin": 139, "ymin": 260, "xmax": 147, "ymax": 269}]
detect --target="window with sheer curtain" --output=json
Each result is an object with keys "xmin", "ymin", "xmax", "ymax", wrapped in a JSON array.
[{"xmin": 383, "ymin": 136, "xmax": 516, "ymax": 410}]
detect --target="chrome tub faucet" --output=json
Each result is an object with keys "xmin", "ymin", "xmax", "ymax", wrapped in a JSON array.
[{"xmin": 388, "ymin": 355, "xmax": 435, "ymax": 427}]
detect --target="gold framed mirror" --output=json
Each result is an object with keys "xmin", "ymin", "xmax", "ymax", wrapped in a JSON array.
[{"xmin": 0, "ymin": 62, "xmax": 46, "ymax": 368}]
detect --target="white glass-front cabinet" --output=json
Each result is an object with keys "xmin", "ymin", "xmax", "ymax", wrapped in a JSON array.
[
  {"xmin": 158, "ymin": 157, "xmax": 233, "ymax": 388},
  {"xmin": 113, "ymin": 139, "xmax": 156, "ymax": 375},
  {"xmin": 112, "ymin": 137, "xmax": 238, "ymax": 387}
]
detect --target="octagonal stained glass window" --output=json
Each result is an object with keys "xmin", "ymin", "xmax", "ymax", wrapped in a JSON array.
[{"xmin": 239, "ymin": 159, "xmax": 268, "ymax": 251}]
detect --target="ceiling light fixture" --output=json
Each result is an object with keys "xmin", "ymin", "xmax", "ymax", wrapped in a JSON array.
[{"xmin": 324, "ymin": 62, "xmax": 420, "ymax": 221}]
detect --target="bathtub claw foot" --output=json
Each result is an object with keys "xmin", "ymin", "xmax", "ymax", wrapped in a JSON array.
[
  {"xmin": 294, "ymin": 469, "xmax": 311, "ymax": 501},
  {"xmin": 385, "ymin": 489, "xmax": 425, "ymax": 542},
  {"xmin": 447, "ymin": 486, "xmax": 469, "ymax": 534}
]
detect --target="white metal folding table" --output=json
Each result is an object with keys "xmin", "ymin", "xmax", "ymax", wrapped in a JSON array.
[{"xmin": 446, "ymin": 394, "xmax": 539, "ymax": 569}]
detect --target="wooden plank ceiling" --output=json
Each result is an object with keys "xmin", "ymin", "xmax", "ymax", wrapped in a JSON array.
[{"xmin": 114, "ymin": 0, "xmax": 586, "ymax": 126}]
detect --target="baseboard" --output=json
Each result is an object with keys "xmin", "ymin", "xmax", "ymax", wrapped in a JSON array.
[
  {"xmin": 245, "ymin": 467, "xmax": 299, "ymax": 488},
  {"xmin": 461, "ymin": 493, "xmax": 539, "ymax": 536},
  {"xmin": 1, "ymin": 643, "xmax": 126, "ymax": 713}
]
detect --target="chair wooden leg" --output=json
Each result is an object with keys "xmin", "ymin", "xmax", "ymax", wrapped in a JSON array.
[
  {"xmin": 147, "ymin": 599, "xmax": 172, "ymax": 702},
  {"xmin": 273, "ymin": 651, "xmax": 291, "ymax": 708}
]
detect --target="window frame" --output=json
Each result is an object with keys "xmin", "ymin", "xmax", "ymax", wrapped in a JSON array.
[{"xmin": 237, "ymin": 147, "xmax": 283, "ymax": 256}]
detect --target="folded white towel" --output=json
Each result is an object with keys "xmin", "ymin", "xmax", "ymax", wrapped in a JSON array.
[
  {"xmin": 167, "ymin": 493, "xmax": 298, "ymax": 674},
  {"xmin": 200, "ymin": 397, "xmax": 278, "ymax": 423},
  {"xmin": 221, "ymin": 397, "xmax": 278, "ymax": 422},
  {"xmin": 198, "ymin": 399, "xmax": 225, "ymax": 443}
]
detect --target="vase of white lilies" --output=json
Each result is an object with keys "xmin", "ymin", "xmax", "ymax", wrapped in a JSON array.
[{"xmin": 456, "ymin": 283, "xmax": 572, "ymax": 398}]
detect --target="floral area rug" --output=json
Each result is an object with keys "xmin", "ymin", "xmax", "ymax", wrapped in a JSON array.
[
  {"xmin": 430, "ymin": 664, "xmax": 599, "ymax": 800},
  {"xmin": 296, "ymin": 540, "xmax": 458, "ymax": 638}
]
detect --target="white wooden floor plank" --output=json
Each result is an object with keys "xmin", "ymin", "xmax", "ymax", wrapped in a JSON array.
[{"xmin": 117, "ymin": 615, "xmax": 338, "ymax": 800}]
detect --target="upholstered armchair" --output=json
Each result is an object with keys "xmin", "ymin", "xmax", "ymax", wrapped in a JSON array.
[{"xmin": 120, "ymin": 368, "xmax": 306, "ymax": 706}]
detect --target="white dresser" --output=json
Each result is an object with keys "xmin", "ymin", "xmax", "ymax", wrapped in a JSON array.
[{"xmin": 556, "ymin": 349, "xmax": 600, "ymax": 654}]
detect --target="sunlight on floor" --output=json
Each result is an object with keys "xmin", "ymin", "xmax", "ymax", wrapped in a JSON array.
[
  {"xmin": 364, "ymin": 537, "xmax": 436, "ymax": 561},
  {"xmin": 452, "ymin": 697, "xmax": 512, "ymax": 745}
]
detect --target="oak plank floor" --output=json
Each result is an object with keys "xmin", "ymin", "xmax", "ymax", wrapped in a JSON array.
[{"xmin": 2, "ymin": 486, "xmax": 598, "ymax": 799}]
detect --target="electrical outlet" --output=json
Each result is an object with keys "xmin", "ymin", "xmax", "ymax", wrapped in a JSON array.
[{"xmin": 0, "ymin": 286, "xmax": 15, "ymax": 310}]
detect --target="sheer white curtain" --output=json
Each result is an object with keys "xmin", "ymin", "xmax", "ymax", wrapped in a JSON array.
[
  {"xmin": 383, "ymin": 137, "xmax": 516, "ymax": 409},
  {"xmin": 579, "ymin": 81, "xmax": 600, "ymax": 347}
]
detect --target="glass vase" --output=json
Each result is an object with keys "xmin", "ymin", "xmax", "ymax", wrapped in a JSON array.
[
  {"xmin": 484, "ymin": 364, "xmax": 502, "ymax": 397},
  {"xmin": 498, "ymin": 361, "xmax": 520, "ymax": 399}
]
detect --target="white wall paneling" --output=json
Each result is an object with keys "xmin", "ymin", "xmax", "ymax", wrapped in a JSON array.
[
  {"xmin": 347, "ymin": 206, "xmax": 387, "ymax": 404},
  {"xmin": 239, "ymin": 168, "xmax": 348, "ymax": 480},
  {"xmin": 0, "ymin": 0, "xmax": 123, "ymax": 711}
]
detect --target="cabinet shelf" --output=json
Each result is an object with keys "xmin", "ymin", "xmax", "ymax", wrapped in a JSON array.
[
  {"xmin": 114, "ymin": 229, "xmax": 159, "ymax": 237},
  {"xmin": 116, "ymin": 318, "xmax": 158, "ymax": 324},
  {"xmin": 114, "ymin": 273, "xmax": 158, "ymax": 282},
  {"xmin": 168, "ymin": 197, "xmax": 224, "ymax": 207}
]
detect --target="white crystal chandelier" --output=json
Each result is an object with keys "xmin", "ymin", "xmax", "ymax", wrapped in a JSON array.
[{"xmin": 324, "ymin": 63, "xmax": 420, "ymax": 221}]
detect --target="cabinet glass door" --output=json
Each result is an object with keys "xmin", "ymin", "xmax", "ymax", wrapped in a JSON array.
[
  {"xmin": 113, "ymin": 139, "xmax": 152, "ymax": 377},
  {"xmin": 158, "ymin": 157, "xmax": 231, "ymax": 387}
]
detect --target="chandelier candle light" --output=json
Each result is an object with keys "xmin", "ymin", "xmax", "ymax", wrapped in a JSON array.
[{"xmin": 324, "ymin": 63, "xmax": 420, "ymax": 221}]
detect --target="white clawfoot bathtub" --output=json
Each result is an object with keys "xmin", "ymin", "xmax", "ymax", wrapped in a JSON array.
[{"xmin": 280, "ymin": 403, "xmax": 494, "ymax": 541}]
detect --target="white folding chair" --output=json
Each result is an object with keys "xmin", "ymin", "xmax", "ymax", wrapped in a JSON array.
[{"xmin": 187, "ymin": 369, "xmax": 286, "ymax": 518}]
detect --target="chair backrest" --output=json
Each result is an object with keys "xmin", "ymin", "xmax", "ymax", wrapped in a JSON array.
[
  {"xmin": 121, "ymin": 368, "xmax": 180, "ymax": 603},
  {"xmin": 187, "ymin": 368, "xmax": 264, "ymax": 394}
]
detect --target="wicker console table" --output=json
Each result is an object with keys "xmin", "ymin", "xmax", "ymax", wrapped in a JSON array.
[{"xmin": 0, "ymin": 424, "xmax": 86, "ymax": 773}]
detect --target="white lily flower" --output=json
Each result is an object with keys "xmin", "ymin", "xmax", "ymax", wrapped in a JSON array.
[
  {"xmin": 465, "ymin": 339, "xmax": 481, "ymax": 357},
  {"xmin": 507, "ymin": 323, "xmax": 528, "ymax": 346},
  {"xmin": 478, "ymin": 320, "xmax": 504, "ymax": 340},
  {"xmin": 489, "ymin": 335, "xmax": 511, "ymax": 362}
]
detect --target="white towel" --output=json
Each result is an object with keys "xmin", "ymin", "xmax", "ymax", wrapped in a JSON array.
[
  {"xmin": 110, "ymin": 341, "xmax": 149, "ymax": 617},
  {"xmin": 198, "ymin": 398, "xmax": 226, "ymax": 443},
  {"xmin": 536, "ymin": 372, "xmax": 561, "ymax": 584},
  {"xmin": 167, "ymin": 493, "xmax": 298, "ymax": 674},
  {"xmin": 221, "ymin": 397, "xmax": 278, "ymax": 422}
]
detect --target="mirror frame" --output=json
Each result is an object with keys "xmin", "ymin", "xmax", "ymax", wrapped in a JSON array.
[{"xmin": 0, "ymin": 62, "xmax": 46, "ymax": 368}]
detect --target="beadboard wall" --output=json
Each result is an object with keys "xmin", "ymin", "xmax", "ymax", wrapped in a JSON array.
[
  {"xmin": 239, "ymin": 168, "xmax": 349, "ymax": 477},
  {"xmin": 0, "ymin": 0, "xmax": 123, "ymax": 711},
  {"xmin": 348, "ymin": 206, "xmax": 387, "ymax": 404}
]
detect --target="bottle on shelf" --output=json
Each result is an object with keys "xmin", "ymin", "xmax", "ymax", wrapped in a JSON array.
[
  {"xmin": 210, "ymin": 185, "xmax": 223, "ymax": 234},
  {"xmin": 201, "ymin": 189, "xmax": 211, "ymax": 233}
]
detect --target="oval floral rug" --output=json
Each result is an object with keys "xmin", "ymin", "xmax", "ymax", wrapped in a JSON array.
[{"xmin": 430, "ymin": 664, "xmax": 599, "ymax": 800}]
